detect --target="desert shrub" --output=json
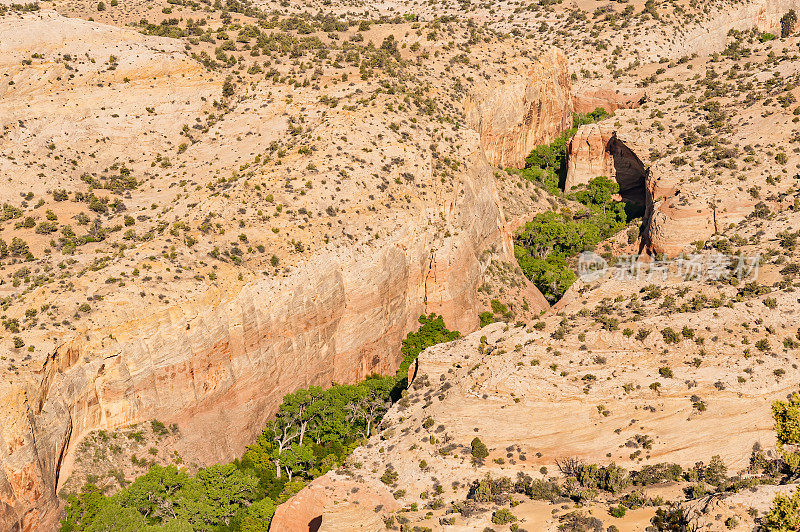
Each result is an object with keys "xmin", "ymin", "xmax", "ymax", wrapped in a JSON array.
[
  {"xmin": 632, "ymin": 463, "xmax": 682, "ymax": 485},
  {"xmin": 491, "ymin": 508, "xmax": 517, "ymax": 525},
  {"xmin": 620, "ymin": 490, "xmax": 648, "ymax": 509},
  {"xmin": 650, "ymin": 505, "xmax": 690, "ymax": 531},
  {"xmin": 609, "ymin": 504, "xmax": 626, "ymax": 518},
  {"xmin": 380, "ymin": 467, "xmax": 399, "ymax": 485},
  {"xmin": 467, "ymin": 475, "xmax": 512, "ymax": 503},
  {"xmin": 558, "ymin": 511, "xmax": 604, "ymax": 531},
  {"xmin": 661, "ymin": 328, "xmax": 680, "ymax": 344},
  {"xmin": 572, "ymin": 462, "xmax": 630, "ymax": 493},
  {"xmin": 515, "ymin": 474, "xmax": 562, "ymax": 501},
  {"xmin": 763, "ymin": 488, "xmax": 800, "ymax": 531},
  {"xmin": 471, "ymin": 437, "xmax": 489, "ymax": 461}
]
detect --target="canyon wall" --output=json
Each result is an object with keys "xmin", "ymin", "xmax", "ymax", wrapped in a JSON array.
[
  {"xmin": 642, "ymin": 163, "xmax": 756, "ymax": 256},
  {"xmin": 465, "ymin": 48, "xmax": 573, "ymax": 169},
  {"xmin": 642, "ymin": 0, "xmax": 800, "ymax": 62},
  {"xmin": 0, "ymin": 50, "xmax": 568, "ymax": 531}
]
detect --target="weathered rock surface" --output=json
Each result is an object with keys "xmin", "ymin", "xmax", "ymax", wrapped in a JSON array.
[
  {"xmin": 573, "ymin": 87, "xmax": 646, "ymax": 114},
  {"xmin": 683, "ymin": 484, "xmax": 797, "ymax": 531},
  {"xmin": 665, "ymin": 0, "xmax": 800, "ymax": 59},
  {"xmin": 465, "ymin": 48, "xmax": 573, "ymax": 169},
  {"xmin": 0, "ymin": 13, "xmax": 559, "ymax": 530},
  {"xmin": 564, "ymin": 124, "xmax": 646, "ymax": 201},
  {"xmin": 642, "ymin": 162, "xmax": 755, "ymax": 257},
  {"xmin": 271, "ymin": 472, "xmax": 398, "ymax": 532},
  {"xmin": 295, "ymin": 281, "xmax": 800, "ymax": 527}
]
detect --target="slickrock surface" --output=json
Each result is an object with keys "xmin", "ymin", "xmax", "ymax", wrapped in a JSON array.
[
  {"xmin": 3, "ymin": 0, "xmax": 800, "ymax": 528},
  {"xmin": 298, "ymin": 257, "xmax": 800, "ymax": 528}
]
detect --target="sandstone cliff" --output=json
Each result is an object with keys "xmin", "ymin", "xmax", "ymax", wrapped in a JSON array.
[
  {"xmin": 665, "ymin": 0, "xmax": 800, "ymax": 59},
  {"xmin": 642, "ymin": 162, "xmax": 756, "ymax": 257},
  {"xmin": 0, "ymin": 14, "xmax": 560, "ymax": 528},
  {"xmin": 0, "ymin": 149, "xmax": 547, "ymax": 531},
  {"xmin": 564, "ymin": 124, "xmax": 646, "ymax": 200},
  {"xmin": 465, "ymin": 48, "xmax": 573, "ymax": 169}
]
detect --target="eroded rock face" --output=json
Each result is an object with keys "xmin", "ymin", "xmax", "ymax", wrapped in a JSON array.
[
  {"xmin": 573, "ymin": 87, "xmax": 646, "ymax": 114},
  {"xmin": 465, "ymin": 48, "xmax": 573, "ymax": 169},
  {"xmin": 0, "ymin": 32, "xmax": 557, "ymax": 528},
  {"xmin": 564, "ymin": 124, "xmax": 646, "ymax": 202},
  {"xmin": 642, "ymin": 162, "xmax": 755, "ymax": 256},
  {"xmin": 287, "ymin": 304, "xmax": 797, "ymax": 529}
]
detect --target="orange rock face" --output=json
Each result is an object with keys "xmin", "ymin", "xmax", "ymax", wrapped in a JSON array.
[
  {"xmin": 0, "ymin": 153, "xmax": 544, "ymax": 530},
  {"xmin": 564, "ymin": 124, "xmax": 646, "ymax": 201},
  {"xmin": 465, "ymin": 48, "xmax": 574, "ymax": 169}
]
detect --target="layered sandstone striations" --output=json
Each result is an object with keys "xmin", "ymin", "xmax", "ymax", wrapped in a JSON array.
[
  {"xmin": 0, "ymin": 9, "xmax": 559, "ymax": 530},
  {"xmin": 564, "ymin": 123, "xmax": 646, "ymax": 201},
  {"xmin": 572, "ymin": 86, "xmax": 646, "ymax": 114},
  {"xmin": 465, "ymin": 48, "xmax": 573, "ymax": 169},
  {"xmin": 0, "ymin": 110, "xmax": 545, "ymax": 532},
  {"xmin": 4, "ymin": 0, "xmax": 800, "ymax": 529}
]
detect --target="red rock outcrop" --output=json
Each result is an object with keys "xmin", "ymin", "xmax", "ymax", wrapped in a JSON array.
[
  {"xmin": 465, "ymin": 48, "xmax": 573, "ymax": 169},
  {"xmin": 573, "ymin": 88, "xmax": 646, "ymax": 114},
  {"xmin": 564, "ymin": 124, "xmax": 646, "ymax": 202}
]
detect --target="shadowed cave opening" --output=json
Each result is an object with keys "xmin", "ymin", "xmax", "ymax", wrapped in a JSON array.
[
  {"xmin": 605, "ymin": 133, "xmax": 647, "ymax": 219},
  {"xmin": 512, "ymin": 114, "xmax": 650, "ymax": 304}
]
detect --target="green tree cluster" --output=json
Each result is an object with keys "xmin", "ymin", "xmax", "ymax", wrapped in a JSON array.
[
  {"xmin": 61, "ymin": 315, "xmax": 458, "ymax": 532},
  {"xmin": 61, "ymin": 464, "xmax": 265, "ymax": 531},
  {"xmin": 514, "ymin": 176, "xmax": 627, "ymax": 302}
]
